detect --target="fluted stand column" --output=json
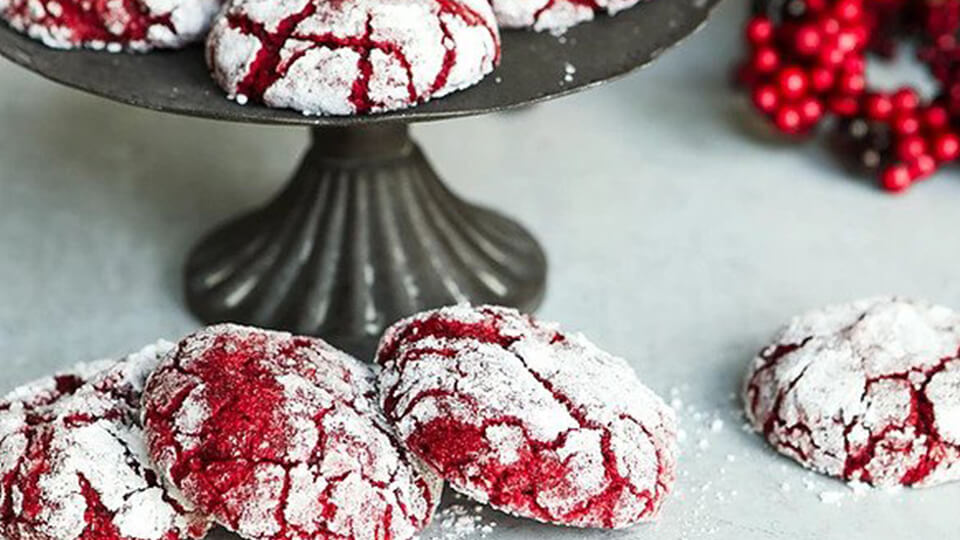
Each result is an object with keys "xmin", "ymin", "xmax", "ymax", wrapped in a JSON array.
[{"xmin": 184, "ymin": 124, "xmax": 547, "ymax": 358}]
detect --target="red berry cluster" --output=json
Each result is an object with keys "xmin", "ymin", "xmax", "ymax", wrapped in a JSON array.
[
  {"xmin": 737, "ymin": 0, "xmax": 960, "ymax": 193},
  {"xmin": 921, "ymin": 2, "xmax": 960, "ymax": 117},
  {"xmin": 831, "ymin": 95, "xmax": 959, "ymax": 190},
  {"xmin": 873, "ymin": 95, "xmax": 958, "ymax": 191},
  {"xmin": 739, "ymin": 0, "xmax": 870, "ymax": 134}
]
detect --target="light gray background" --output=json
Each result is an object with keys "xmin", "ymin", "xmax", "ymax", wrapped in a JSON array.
[{"xmin": 2, "ymin": 1, "xmax": 959, "ymax": 538}]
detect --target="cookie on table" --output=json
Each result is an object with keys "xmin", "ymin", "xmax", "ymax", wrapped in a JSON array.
[
  {"xmin": 744, "ymin": 297, "xmax": 960, "ymax": 488},
  {"xmin": 377, "ymin": 304, "xmax": 678, "ymax": 529},
  {"xmin": 0, "ymin": 343, "xmax": 211, "ymax": 540},
  {"xmin": 142, "ymin": 324, "xmax": 443, "ymax": 540},
  {"xmin": 206, "ymin": 0, "xmax": 500, "ymax": 116},
  {"xmin": 492, "ymin": 0, "xmax": 644, "ymax": 34},
  {"xmin": 0, "ymin": 0, "xmax": 220, "ymax": 51}
]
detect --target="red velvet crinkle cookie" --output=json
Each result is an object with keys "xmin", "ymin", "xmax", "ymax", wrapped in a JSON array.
[
  {"xmin": 0, "ymin": 0, "xmax": 220, "ymax": 51},
  {"xmin": 205, "ymin": 0, "xmax": 500, "ymax": 116},
  {"xmin": 492, "ymin": 0, "xmax": 643, "ymax": 33},
  {"xmin": 143, "ymin": 324, "xmax": 443, "ymax": 540},
  {"xmin": 0, "ymin": 343, "xmax": 211, "ymax": 540},
  {"xmin": 376, "ymin": 305, "xmax": 678, "ymax": 529},
  {"xmin": 744, "ymin": 297, "xmax": 960, "ymax": 488}
]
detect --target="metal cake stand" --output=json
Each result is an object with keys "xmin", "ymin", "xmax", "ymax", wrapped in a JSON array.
[{"xmin": 0, "ymin": 0, "xmax": 719, "ymax": 357}]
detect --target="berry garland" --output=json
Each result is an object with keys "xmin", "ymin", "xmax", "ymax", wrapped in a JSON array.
[{"xmin": 736, "ymin": 0, "xmax": 960, "ymax": 193}]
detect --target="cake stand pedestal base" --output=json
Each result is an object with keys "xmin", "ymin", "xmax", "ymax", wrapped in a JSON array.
[{"xmin": 184, "ymin": 124, "xmax": 547, "ymax": 358}]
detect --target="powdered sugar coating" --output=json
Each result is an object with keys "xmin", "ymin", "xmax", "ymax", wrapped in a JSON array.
[
  {"xmin": 744, "ymin": 297, "xmax": 960, "ymax": 488},
  {"xmin": 1, "ymin": 0, "xmax": 220, "ymax": 51},
  {"xmin": 492, "ymin": 0, "xmax": 643, "ymax": 33},
  {"xmin": 143, "ymin": 324, "xmax": 443, "ymax": 540},
  {"xmin": 377, "ymin": 305, "xmax": 678, "ymax": 529},
  {"xmin": 205, "ymin": 0, "xmax": 500, "ymax": 116},
  {"xmin": 0, "ymin": 342, "xmax": 211, "ymax": 540}
]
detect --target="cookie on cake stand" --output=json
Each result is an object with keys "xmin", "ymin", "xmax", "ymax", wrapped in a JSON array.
[{"xmin": 0, "ymin": 0, "xmax": 720, "ymax": 357}]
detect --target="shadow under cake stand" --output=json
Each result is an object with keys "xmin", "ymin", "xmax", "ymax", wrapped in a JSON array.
[{"xmin": 0, "ymin": 0, "xmax": 719, "ymax": 357}]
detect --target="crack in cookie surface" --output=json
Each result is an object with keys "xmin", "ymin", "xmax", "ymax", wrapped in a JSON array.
[
  {"xmin": 0, "ymin": 344, "xmax": 210, "ymax": 540},
  {"xmin": 377, "ymin": 305, "xmax": 677, "ymax": 529},
  {"xmin": 143, "ymin": 324, "xmax": 442, "ymax": 540},
  {"xmin": 743, "ymin": 297, "xmax": 960, "ymax": 488}
]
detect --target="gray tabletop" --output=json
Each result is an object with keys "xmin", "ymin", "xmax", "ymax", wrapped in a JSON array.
[{"xmin": 2, "ymin": 1, "xmax": 959, "ymax": 539}]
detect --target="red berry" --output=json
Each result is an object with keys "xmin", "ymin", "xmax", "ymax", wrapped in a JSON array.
[
  {"xmin": 752, "ymin": 47, "xmax": 780, "ymax": 74},
  {"xmin": 892, "ymin": 88, "xmax": 920, "ymax": 111},
  {"xmin": 819, "ymin": 17, "xmax": 841, "ymax": 36},
  {"xmin": 746, "ymin": 17, "xmax": 774, "ymax": 45},
  {"xmin": 800, "ymin": 97, "xmax": 824, "ymax": 123},
  {"xmin": 923, "ymin": 106, "xmax": 950, "ymax": 130},
  {"xmin": 794, "ymin": 26, "xmax": 822, "ymax": 56},
  {"xmin": 881, "ymin": 164, "xmax": 913, "ymax": 193},
  {"xmin": 933, "ymin": 133, "xmax": 960, "ymax": 162},
  {"xmin": 864, "ymin": 94, "xmax": 894, "ymax": 120},
  {"xmin": 837, "ymin": 72, "xmax": 865, "ymax": 95},
  {"xmin": 810, "ymin": 67, "xmax": 835, "ymax": 92},
  {"xmin": 836, "ymin": 30, "xmax": 861, "ymax": 53},
  {"xmin": 892, "ymin": 114, "xmax": 920, "ymax": 136},
  {"xmin": 936, "ymin": 34, "xmax": 955, "ymax": 50},
  {"xmin": 842, "ymin": 56, "xmax": 865, "ymax": 74},
  {"xmin": 834, "ymin": 0, "xmax": 863, "ymax": 23},
  {"xmin": 778, "ymin": 67, "xmax": 809, "ymax": 99},
  {"xmin": 753, "ymin": 85, "xmax": 780, "ymax": 113},
  {"xmin": 829, "ymin": 95, "xmax": 860, "ymax": 117},
  {"xmin": 775, "ymin": 106, "xmax": 804, "ymax": 134},
  {"xmin": 849, "ymin": 25, "xmax": 869, "ymax": 49},
  {"xmin": 896, "ymin": 136, "xmax": 927, "ymax": 162},
  {"xmin": 819, "ymin": 46, "xmax": 846, "ymax": 67},
  {"xmin": 910, "ymin": 155, "xmax": 937, "ymax": 180}
]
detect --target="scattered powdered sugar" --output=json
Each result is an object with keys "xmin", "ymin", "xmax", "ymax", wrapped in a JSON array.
[
  {"xmin": 650, "ymin": 359, "xmax": 913, "ymax": 540},
  {"xmin": 743, "ymin": 297, "xmax": 960, "ymax": 488},
  {"xmin": 143, "ymin": 324, "xmax": 443, "ymax": 540},
  {"xmin": 561, "ymin": 62, "xmax": 576, "ymax": 84},
  {"xmin": 667, "ymin": 385, "xmax": 743, "ymax": 540},
  {"xmin": 490, "ymin": 0, "xmax": 645, "ymax": 33},
  {"xmin": 206, "ymin": 0, "xmax": 500, "ymax": 116},
  {"xmin": 0, "ymin": 342, "xmax": 210, "ymax": 540},
  {"xmin": 804, "ymin": 478, "xmax": 902, "ymax": 506},
  {"xmin": 416, "ymin": 502, "xmax": 498, "ymax": 540},
  {"xmin": 0, "ymin": 0, "xmax": 219, "ymax": 50},
  {"xmin": 818, "ymin": 490, "xmax": 845, "ymax": 505},
  {"xmin": 669, "ymin": 385, "xmax": 731, "ymax": 463},
  {"xmin": 377, "ymin": 304, "xmax": 678, "ymax": 529}
]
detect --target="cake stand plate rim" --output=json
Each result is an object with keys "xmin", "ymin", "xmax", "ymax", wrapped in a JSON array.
[{"xmin": 0, "ymin": 0, "xmax": 722, "ymax": 126}]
